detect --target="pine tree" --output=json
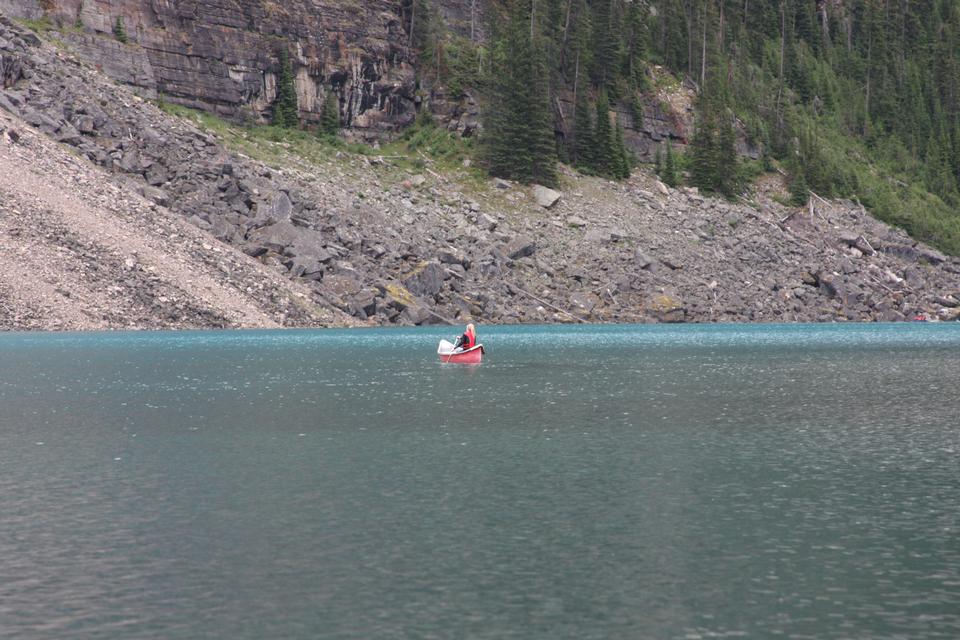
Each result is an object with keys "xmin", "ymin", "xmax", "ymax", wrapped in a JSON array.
[
  {"xmin": 593, "ymin": 90, "xmax": 615, "ymax": 176},
  {"xmin": 319, "ymin": 91, "xmax": 340, "ymax": 137},
  {"xmin": 273, "ymin": 49, "xmax": 299, "ymax": 129},
  {"xmin": 622, "ymin": 0, "xmax": 650, "ymax": 89},
  {"xmin": 663, "ymin": 142, "xmax": 679, "ymax": 188},
  {"xmin": 113, "ymin": 16, "xmax": 127, "ymax": 43},
  {"xmin": 573, "ymin": 91, "xmax": 596, "ymax": 171},
  {"xmin": 613, "ymin": 120, "xmax": 632, "ymax": 179},
  {"xmin": 690, "ymin": 98, "xmax": 720, "ymax": 192},
  {"xmin": 716, "ymin": 109, "xmax": 739, "ymax": 196},
  {"xmin": 482, "ymin": 0, "xmax": 558, "ymax": 187},
  {"xmin": 590, "ymin": 0, "xmax": 620, "ymax": 89}
]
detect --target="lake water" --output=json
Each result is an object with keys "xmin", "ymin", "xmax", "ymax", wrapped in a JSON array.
[{"xmin": 1, "ymin": 324, "xmax": 959, "ymax": 639}]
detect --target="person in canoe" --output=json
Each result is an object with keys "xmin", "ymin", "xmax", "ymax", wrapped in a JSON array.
[{"xmin": 453, "ymin": 323, "xmax": 477, "ymax": 352}]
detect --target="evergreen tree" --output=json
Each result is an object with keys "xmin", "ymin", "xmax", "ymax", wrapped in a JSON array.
[
  {"xmin": 590, "ymin": 0, "xmax": 620, "ymax": 89},
  {"xmin": 663, "ymin": 142, "xmax": 679, "ymax": 188},
  {"xmin": 273, "ymin": 50, "xmax": 299, "ymax": 129},
  {"xmin": 593, "ymin": 90, "xmax": 615, "ymax": 176},
  {"xmin": 690, "ymin": 99, "xmax": 720, "ymax": 193},
  {"xmin": 613, "ymin": 120, "xmax": 632, "ymax": 179},
  {"xmin": 113, "ymin": 16, "xmax": 127, "ymax": 43},
  {"xmin": 482, "ymin": 0, "xmax": 558, "ymax": 187},
  {"xmin": 716, "ymin": 108, "xmax": 739, "ymax": 196},
  {"xmin": 789, "ymin": 166, "xmax": 810, "ymax": 206},
  {"xmin": 319, "ymin": 91, "xmax": 340, "ymax": 137},
  {"xmin": 622, "ymin": 0, "xmax": 650, "ymax": 89},
  {"xmin": 573, "ymin": 90, "xmax": 596, "ymax": 171},
  {"xmin": 691, "ymin": 93, "xmax": 739, "ymax": 197}
]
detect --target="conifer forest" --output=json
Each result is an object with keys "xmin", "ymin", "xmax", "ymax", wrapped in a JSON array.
[{"xmin": 408, "ymin": 0, "xmax": 960, "ymax": 254}]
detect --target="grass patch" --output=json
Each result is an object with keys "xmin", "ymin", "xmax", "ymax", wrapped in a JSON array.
[
  {"xmin": 17, "ymin": 16, "xmax": 56, "ymax": 34},
  {"xmin": 151, "ymin": 100, "xmax": 486, "ymax": 188}
]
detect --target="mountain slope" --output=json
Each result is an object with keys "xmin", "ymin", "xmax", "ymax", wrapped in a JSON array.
[
  {"xmin": 1, "ymin": 10, "xmax": 959, "ymax": 331},
  {"xmin": 0, "ymin": 106, "xmax": 352, "ymax": 330}
]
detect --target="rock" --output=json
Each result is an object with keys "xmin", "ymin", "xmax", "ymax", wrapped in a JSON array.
[
  {"xmin": 634, "ymin": 250, "xmax": 653, "ymax": 270},
  {"xmin": 661, "ymin": 256, "xmax": 682, "ymax": 270},
  {"xmin": 325, "ymin": 274, "xmax": 363, "ymax": 298},
  {"xmin": 532, "ymin": 184, "xmax": 562, "ymax": 209},
  {"xmin": 904, "ymin": 266, "xmax": 925, "ymax": 287},
  {"xmin": 504, "ymin": 236, "xmax": 536, "ymax": 260},
  {"xmin": 818, "ymin": 273, "xmax": 846, "ymax": 302},
  {"xmin": 479, "ymin": 213, "xmax": 498, "ymax": 231},
  {"xmin": 401, "ymin": 261, "xmax": 445, "ymax": 298},
  {"xmin": 918, "ymin": 247, "xmax": 947, "ymax": 265},
  {"xmin": 838, "ymin": 257, "xmax": 857, "ymax": 275},
  {"xmin": 270, "ymin": 191, "xmax": 293, "ymax": 221},
  {"xmin": 649, "ymin": 294, "xmax": 685, "ymax": 323},
  {"xmin": 569, "ymin": 292, "xmax": 599, "ymax": 313},
  {"xmin": 288, "ymin": 256, "xmax": 325, "ymax": 280},
  {"xmin": 348, "ymin": 290, "xmax": 378, "ymax": 319},
  {"xmin": 937, "ymin": 307, "xmax": 960, "ymax": 321},
  {"xmin": 138, "ymin": 185, "xmax": 169, "ymax": 206},
  {"xmin": 838, "ymin": 231, "xmax": 876, "ymax": 256},
  {"xmin": 437, "ymin": 249, "xmax": 467, "ymax": 267},
  {"xmin": 881, "ymin": 244, "xmax": 919, "ymax": 262}
]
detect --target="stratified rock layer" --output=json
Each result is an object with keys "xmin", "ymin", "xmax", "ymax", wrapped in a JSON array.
[{"xmin": 0, "ymin": 0, "xmax": 417, "ymax": 134}]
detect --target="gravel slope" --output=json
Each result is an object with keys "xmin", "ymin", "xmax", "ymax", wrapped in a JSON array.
[{"xmin": 0, "ymin": 108, "xmax": 353, "ymax": 330}]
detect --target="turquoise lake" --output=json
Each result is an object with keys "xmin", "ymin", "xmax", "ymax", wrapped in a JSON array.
[{"xmin": 1, "ymin": 323, "xmax": 959, "ymax": 639}]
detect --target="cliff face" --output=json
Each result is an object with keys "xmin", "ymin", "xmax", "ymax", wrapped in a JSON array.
[{"xmin": 0, "ymin": 0, "xmax": 418, "ymax": 134}]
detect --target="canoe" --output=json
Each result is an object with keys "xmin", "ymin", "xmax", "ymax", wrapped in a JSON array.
[{"xmin": 437, "ymin": 340, "xmax": 484, "ymax": 364}]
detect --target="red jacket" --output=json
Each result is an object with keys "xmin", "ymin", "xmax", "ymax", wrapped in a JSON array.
[{"xmin": 460, "ymin": 328, "xmax": 476, "ymax": 349}]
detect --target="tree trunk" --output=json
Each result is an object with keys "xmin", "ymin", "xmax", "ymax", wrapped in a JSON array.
[
  {"xmin": 701, "ymin": 3, "xmax": 707, "ymax": 92},
  {"xmin": 531, "ymin": 0, "xmax": 536, "ymax": 40},
  {"xmin": 409, "ymin": 0, "xmax": 416, "ymax": 47},
  {"xmin": 776, "ymin": 1, "xmax": 785, "ymax": 115},
  {"xmin": 470, "ymin": 0, "xmax": 477, "ymax": 42}
]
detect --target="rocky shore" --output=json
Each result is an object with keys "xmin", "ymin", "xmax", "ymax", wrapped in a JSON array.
[{"xmin": 1, "ymin": 13, "xmax": 958, "ymax": 330}]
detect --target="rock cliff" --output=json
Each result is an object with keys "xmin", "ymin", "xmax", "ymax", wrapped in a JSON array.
[{"xmin": 0, "ymin": 0, "xmax": 418, "ymax": 134}]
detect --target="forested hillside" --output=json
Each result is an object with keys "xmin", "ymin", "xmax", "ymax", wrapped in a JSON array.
[{"xmin": 412, "ymin": 0, "xmax": 960, "ymax": 254}]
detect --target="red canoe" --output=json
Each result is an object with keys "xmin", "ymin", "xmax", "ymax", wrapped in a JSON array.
[{"xmin": 438, "ymin": 343, "xmax": 484, "ymax": 364}]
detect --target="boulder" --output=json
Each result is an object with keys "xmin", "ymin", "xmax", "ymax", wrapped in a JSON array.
[
  {"xmin": 881, "ymin": 243, "xmax": 919, "ymax": 262},
  {"xmin": 247, "ymin": 221, "xmax": 325, "ymax": 260},
  {"xmin": 918, "ymin": 247, "xmax": 947, "ymax": 265},
  {"xmin": 270, "ymin": 191, "xmax": 293, "ymax": 221},
  {"xmin": 437, "ymin": 249, "xmax": 467, "ymax": 267},
  {"xmin": 532, "ymin": 184, "xmax": 562, "ymax": 209},
  {"xmin": 348, "ymin": 290, "xmax": 378, "ymax": 319},
  {"xmin": 634, "ymin": 250, "xmax": 654, "ymax": 270},
  {"xmin": 478, "ymin": 213, "xmax": 498, "ymax": 231},
  {"xmin": 649, "ymin": 294, "xmax": 686, "ymax": 323},
  {"xmin": 401, "ymin": 261, "xmax": 445, "ymax": 298},
  {"xmin": 288, "ymin": 257, "xmax": 325, "ymax": 280},
  {"xmin": 324, "ymin": 274, "xmax": 363, "ymax": 298},
  {"xmin": 504, "ymin": 236, "xmax": 536, "ymax": 260},
  {"xmin": 818, "ymin": 273, "xmax": 846, "ymax": 303}
]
